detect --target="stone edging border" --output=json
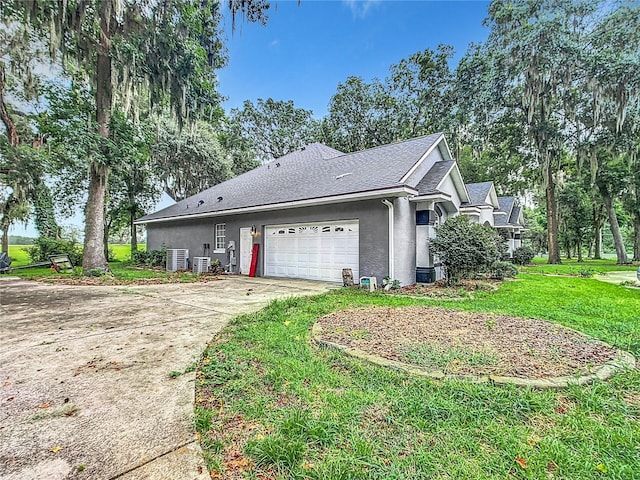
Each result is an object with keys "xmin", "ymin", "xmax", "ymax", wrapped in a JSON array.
[{"xmin": 311, "ymin": 323, "xmax": 636, "ymax": 389}]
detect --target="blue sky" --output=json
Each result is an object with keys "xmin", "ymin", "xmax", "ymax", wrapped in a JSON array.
[
  {"xmin": 11, "ymin": 0, "xmax": 491, "ymax": 238},
  {"xmin": 219, "ymin": 0, "xmax": 491, "ymax": 117}
]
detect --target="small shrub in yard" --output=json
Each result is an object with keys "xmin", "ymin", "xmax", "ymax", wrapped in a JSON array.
[
  {"xmin": 27, "ymin": 235, "xmax": 83, "ymax": 266},
  {"xmin": 430, "ymin": 216, "xmax": 507, "ymax": 285},
  {"xmin": 86, "ymin": 268, "xmax": 109, "ymax": 277},
  {"xmin": 512, "ymin": 246, "xmax": 535, "ymax": 265},
  {"xmin": 490, "ymin": 261, "xmax": 518, "ymax": 280},
  {"xmin": 130, "ymin": 246, "xmax": 166, "ymax": 267}
]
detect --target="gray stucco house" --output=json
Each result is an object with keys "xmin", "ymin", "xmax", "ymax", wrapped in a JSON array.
[{"xmin": 137, "ymin": 133, "xmax": 524, "ymax": 285}]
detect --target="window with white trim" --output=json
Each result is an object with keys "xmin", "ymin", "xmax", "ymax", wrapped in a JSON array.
[{"xmin": 214, "ymin": 223, "xmax": 226, "ymax": 252}]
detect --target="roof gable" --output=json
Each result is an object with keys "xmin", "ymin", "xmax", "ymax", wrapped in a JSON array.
[
  {"xmin": 464, "ymin": 182, "xmax": 499, "ymax": 207},
  {"xmin": 494, "ymin": 196, "xmax": 524, "ymax": 228}
]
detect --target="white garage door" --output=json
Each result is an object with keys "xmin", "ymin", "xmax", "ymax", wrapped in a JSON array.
[{"xmin": 265, "ymin": 220, "xmax": 359, "ymax": 282}]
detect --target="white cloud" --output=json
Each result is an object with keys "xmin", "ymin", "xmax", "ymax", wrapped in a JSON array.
[
  {"xmin": 343, "ymin": 0, "xmax": 381, "ymax": 19},
  {"xmin": 269, "ymin": 39, "xmax": 280, "ymax": 48}
]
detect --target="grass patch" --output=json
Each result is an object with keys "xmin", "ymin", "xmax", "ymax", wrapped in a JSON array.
[
  {"xmin": 524, "ymin": 257, "xmax": 638, "ymax": 275},
  {"xmin": 400, "ymin": 343, "xmax": 498, "ymax": 373},
  {"xmin": 6, "ymin": 260, "xmax": 206, "ymax": 283},
  {"xmin": 6, "ymin": 244, "xmax": 32, "ymax": 267},
  {"xmin": 5, "ymin": 244, "xmax": 144, "ymax": 267},
  {"xmin": 4, "ymin": 244, "xmax": 212, "ymax": 283},
  {"xmin": 196, "ymin": 276, "xmax": 640, "ymax": 479}
]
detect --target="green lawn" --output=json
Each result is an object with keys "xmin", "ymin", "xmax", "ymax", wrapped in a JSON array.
[
  {"xmin": 5, "ymin": 243, "xmax": 145, "ymax": 267},
  {"xmin": 196, "ymin": 275, "xmax": 640, "ymax": 479},
  {"xmin": 6, "ymin": 244, "xmax": 32, "ymax": 266},
  {"xmin": 523, "ymin": 257, "xmax": 638, "ymax": 276},
  {"xmin": 2, "ymin": 244, "xmax": 206, "ymax": 282}
]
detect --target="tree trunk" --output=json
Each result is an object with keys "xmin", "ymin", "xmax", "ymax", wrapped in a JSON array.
[
  {"xmin": 593, "ymin": 205, "xmax": 603, "ymax": 259},
  {"xmin": 545, "ymin": 163, "xmax": 561, "ymax": 264},
  {"xmin": 1, "ymin": 224, "xmax": 8, "ymax": 254},
  {"xmin": 130, "ymin": 212, "xmax": 138, "ymax": 255},
  {"xmin": 0, "ymin": 63, "xmax": 19, "ymax": 148},
  {"xmin": 82, "ymin": 1, "xmax": 113, "ymax": 274},
  {"xmin": 103, "ymin": 216, "xmax": 112, "ymax": 262},
  {"xmin": 83, "ymin": 162, "xmax": 110, "ymax": 272},
  {"xmin": 602, "ymin": 194, "xmax": 629, "ymax": 264},
  {"xmin": 577, "ymin": 237, "xmax": 583, "ymax": 262},
  {"xmin": 633, "ymin": 214, "xmax": 639, "ymax": 262}
]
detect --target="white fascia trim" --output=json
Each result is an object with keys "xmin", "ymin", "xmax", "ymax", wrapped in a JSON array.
[
  {"xmin": 488, "ymin": 185, "xmax": 500, "ymax": 208},
  {"xmin": 434, "ymin": 162, "xmax": 470, "ymax": 204},
  {"xmin": 439, "ymin": 135, "xmax": 454, "ymax": 161},
  {"xmin": 399, "ymin": 134, "xmax": 444, "ymax": 183},
  {"xmin": 381, "ymin": 200, "xmax": 394, "ymax": 279},
  {"xmin": 409, "ymin": 192, "xmax": 452, "ymax": 203},
  {"xmin": 136, "ymin": 186, "xmax": 418, "ymax": 225},
  {"xmin": 459, "ymin": 206, "xmax": 482, "ymax": 215}
]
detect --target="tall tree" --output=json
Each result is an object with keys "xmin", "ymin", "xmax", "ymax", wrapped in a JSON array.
[
  {"xmin": 323, "ymin": 76, "xmax": 389, "ymax": 153},
  {"xmin": 558, "ymin": 180, "xmax": 591, "ymax": 262},
  {"xmin": 229, "ymin": 98, "xmax": 320, "ymax": 163},
  {"xmin": 484, "ymin": 0, "xmax": 598, "ymax": 264},
  {"xmin": 387, "ymin": 45, "xmax": 454, "ymax": 140},
  {"xmin": 107, "ymin": 111, "xmax": 159, "ymax": 256},
  {"xmin": 453, "ymin": 43, "xmax": 535, "ymax": 196},
  {"xmin": 580, "ymin": 1, "xmax": 640, "ymax": 264},
  {"xmin": 151, "ymin": 118, "xmax": 233, "ymax": 201},
  {"xmin": 2, "ymin": 0, "xmax": 267, "ymax": 273}
]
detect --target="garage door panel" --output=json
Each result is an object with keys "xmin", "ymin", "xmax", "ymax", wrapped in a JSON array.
[{"xmin": 265, "ymin": 220, "xmax": 359, "ymax": 282}]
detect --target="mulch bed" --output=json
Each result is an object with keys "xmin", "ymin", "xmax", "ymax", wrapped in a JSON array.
[{"xmin": 315, "ymin": 306, "xmax": 618, "ymax": 378}]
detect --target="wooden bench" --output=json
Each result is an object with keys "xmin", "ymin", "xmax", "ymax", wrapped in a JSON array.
[{"xmin": 49, "ymin": 254, "xmax": 74, "ymax": 272}]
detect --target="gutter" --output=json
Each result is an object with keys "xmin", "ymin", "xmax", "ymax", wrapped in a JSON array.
[{"xmin": 381, "ymin": 199, "xmax": 394, "ymax": 279}]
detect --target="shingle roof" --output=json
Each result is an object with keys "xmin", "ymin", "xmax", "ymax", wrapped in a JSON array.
[
  {"xmin": 138, "ymin": 133, "xmax": 444, "ymax": 222},
  {"xmin": 494, "ymin": 196, "xmax": 523, "ymax": 228},
  {"xmin": 464, "ymin": 182, "xmax": 494, "ymax": 206},
  {"xmin": 415, "ymin": 161, "xmax": 456, "ymax": 195},
  {"xmin": 275, "ymin": 142, "xmax": 344, "ymax": 163},
  {"xmin": 498, "ymin": 196, "xmax": 515, "ymax": 216}
]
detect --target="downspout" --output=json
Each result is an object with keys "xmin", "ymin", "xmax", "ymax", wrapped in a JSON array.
[{"xmin": 382, "ymin": 199, "xmax": 394, "ymax": 279}]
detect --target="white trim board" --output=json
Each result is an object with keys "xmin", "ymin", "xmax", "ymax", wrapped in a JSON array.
[{"xmin": 136, "ymin": 186, "xmax": 418, "ymax": 225}]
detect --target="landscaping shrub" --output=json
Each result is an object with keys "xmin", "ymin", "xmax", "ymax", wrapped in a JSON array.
[
  {"xmin": 490, "ymin": 261, "xmax": 518, "ymax": 280},
  {"xmin": 130, "ymin": 246, "xmax": 166, "ymax": 267},
  {"xmin": 512, "ymin": 245, "xmax": 535, "ymax": 265},
  {"xmin": 430, "ymin": 216, "xmax": 507, "ymax": 285},
  {"xmin": 27, "ymin": 235, "xmax": 83, "ymax": 266}
]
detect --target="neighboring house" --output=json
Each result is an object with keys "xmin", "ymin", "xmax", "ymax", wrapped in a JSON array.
[
  {"xmin": 137, "ymin": 133, "xmax": 521, "ymax": 285},
  {"xmin": 460, "ymin": 182, "xmax": 525, "ymax": 256},
  {"xmin": 494, "ymin": 196, "xmax": 525, "ymax": 255}
]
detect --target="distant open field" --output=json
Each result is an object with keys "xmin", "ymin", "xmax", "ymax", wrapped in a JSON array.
[{"xmin": 6, "ymin": 244, "xmax": 145, "ymax": 267}]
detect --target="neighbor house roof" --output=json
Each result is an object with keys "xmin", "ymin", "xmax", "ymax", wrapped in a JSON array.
[
  {"xmin": 463, "ymin": 182, "xmax": 494, "ymax": 206},
  {"xmin": 137, "ymin": 133, "xmax": 446, "ymax": 223},
  {"xmin": 497, "ymin": 196, "xmax": 515, "ymax": 215},
  {"xmin": 494, "ymin": 196, "xmax": 523, "ymax": 228}
]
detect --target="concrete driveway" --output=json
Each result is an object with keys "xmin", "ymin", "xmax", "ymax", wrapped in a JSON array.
[{"xmin": 0, "ymin": 276, "xmax": 330, "ymax": 479}]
